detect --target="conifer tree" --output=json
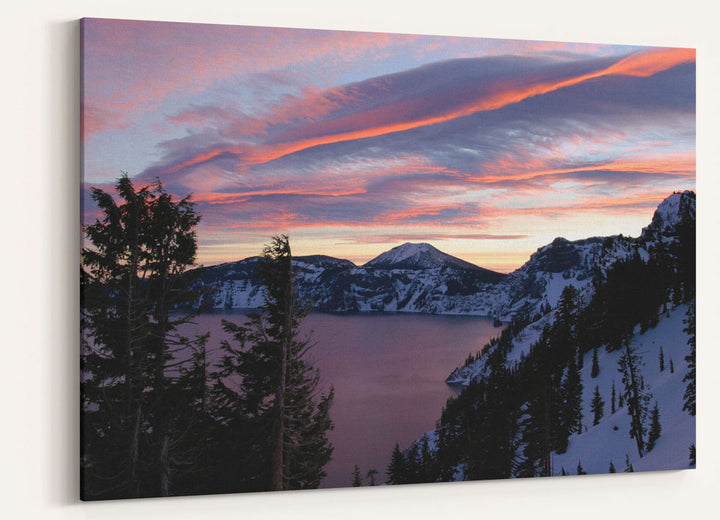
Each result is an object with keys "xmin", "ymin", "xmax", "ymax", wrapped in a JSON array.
[
  {"xmin": 387, "ymin": 443, "xmax": 406, "ymax": 485},
  {"xmin": 624, "ymin": 454, "xmax": 634, "ymax": 472},
  {"xmin": 591, "ymin": 385, "xmax": 605, "ymax": 426},
  {"xmin": 609, "ymin": 461, "xmax": 616, "ymax": 473},
  {"xmin": 559, "ymin": 351, "xmax": 583, "ymax": 445},
  {"xmin": 689, "ymin": 444, "xmax": 696, "ymax": 467},
  {"xmin": 405, "ymin": 443, "xmax": 421, "ymax": 484},
  {"xmin": 659, "ymin": 347, "xmax": 665, "ymax": 372},
  {"xmin": 591, "ymin": 347, "xmax": 600, "ymax": 378},
  {"xmin": 673, "ymin": 192, "xmax": 696, "ymax": 303},
  {"xmin": 366, "ymin": 468, "xmax": 378, "ymax": 486},
  {"xmin": 646, "ymin": 402, "xmax": 661, "ymax": 452},
  {"xmin": 576, "ymin": 461, "xmax": 587, "ymax": 475},
  {"xmin": 670, "ymin": 358, "xmax": 674, "ymax": 373},
  {"xmin": 618, "ymin": 343, "xmax": 650, "ymax": 457},
  {"xmin": 611, "ymin": 380, "xmax": 616, "ymax": 414},
  {"xmin": 469, "ymin": 347, "xmax": 519, "ymax": 480},
  {"xmin": 218, "ymin": 236, "xmax": 334, "ymax": 491},
  {"xmin": 683, "ymin": 302, "xmax": 696, "ymax": 416},
  {"xmin": 352, "ymin": 465, "xmax": 362, "ymax": 487},
  {"xmin": 517, "ymin": 338, "xmax": 558, "ymax": 476},
  {"xmin": 419, "ymin": 436, "xmax": 436, "ymax": 483},
  {"xmin": 552, "ymin": 285, "xmax": 579, "ymax": 359},
  {"xmin": 81, "ymin": 175, "xmax": 206, "ymax": 499}
]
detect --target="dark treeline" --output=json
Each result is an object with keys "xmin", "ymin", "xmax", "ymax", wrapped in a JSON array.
[
  {"xmin": 81, "ymin": 176, "xmax": 333, "ymax": 500},
  {"xmin": 386, "ymin": 194, "xmax": 696, "ymax": 482}
]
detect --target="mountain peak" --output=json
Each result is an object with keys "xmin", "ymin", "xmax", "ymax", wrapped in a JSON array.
[
  {"xmin": 364, "ymin": 242, "xmax": 482, "ymax": 271},
  {"xmin": 642, "ymin": 190, "xmax": 695, "ymax": 239}
]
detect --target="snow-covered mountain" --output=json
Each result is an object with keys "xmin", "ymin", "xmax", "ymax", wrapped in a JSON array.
[
  {"xmin": 193, "ymin": 191, "xmax": 695, "ymax": 322},
  {"xmin": 641, "ymin": 190, "xmax": 696, "ymax": 239},
  {"xmin": 365, "ymin": 242, "xmax": 489, "ymax": 271},
  {"xmin": 446, "ymin": 190, "xmax": 695, "ymax": 385},
  {"xmin": 193, "ymin": 243, "xmax": 507, "ymax": 314}
]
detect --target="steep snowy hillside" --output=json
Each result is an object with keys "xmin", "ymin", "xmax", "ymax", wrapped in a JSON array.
[
  {"xmin": 438, "ymin": 301, "xmax": 695, "ymax": 482},
  {"xmin": 553, "ymin": 303, "xmax": 695, "ymax": 475},
  {"xmin": 641, "ymin": 190, "xmax": 696, "ymax": 240}
]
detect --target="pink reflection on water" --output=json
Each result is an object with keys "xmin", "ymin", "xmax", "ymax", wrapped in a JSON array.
[{"xmin": 185, "ymin": 311, "xmax": 501, "ymax": 489}]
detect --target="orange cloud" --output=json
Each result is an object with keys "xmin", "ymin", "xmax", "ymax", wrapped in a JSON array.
[
  {"xmin": 83, "ymin": 19, "xmax": 416, "ymax": 136},
  {"xmin": 490, "ymin": 193, "xmax": 672, "ymax": 218},
  {"xmin": 376, "ymin": 204, "xmax": 460, "ymax": 221},
  {"xmin": 193, "ymin": 187, "xmax": 368, "ymax": 205},
  {"xmin": 467, "ymin": 149, "xmax": 695, "ymax": 184},
  {"xmin": 603, "ymin": 47, "xmax": 695, "ymax": 77},
  {"xmin": 161, "ymin": 47, "xmax": 694, "ymax": 175},
  {"xmin": 81, "ymin": 104, "xmax": 130, "ymax": 139}
]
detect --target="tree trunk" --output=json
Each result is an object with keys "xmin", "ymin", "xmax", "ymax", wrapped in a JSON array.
[
  {"xmin": 129, "ymin": 405, "xmax": 142, "ymax": 497},
  {"xmin": 160, "ymin": 434, "xmax": 170, "ymax": 496},
  {"xmin": 271, "ymin": 246, "xmax": 292, "ymax": 491},
  {"xmin": 625, "ymin": 344, "xmax": 645, "ymax": 457},
  {"xmin": 155, "ymin": 250, "xmax": 171, "ymax": 495},
  {"xmin": 127, "ymin": 204, "xmax": 141, "ymax": 497}
]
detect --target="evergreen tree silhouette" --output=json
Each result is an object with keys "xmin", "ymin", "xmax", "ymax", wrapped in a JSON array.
[
  {"xmin": 81, "ymin": 175, "xmax": 207, "ymax": 499},
  {"xmin": 618, "ymin": 343, "xmax": 650, "ymax": 457},
  {"xmin": 646, "ymin": 402, "xmax": 662, "ymax": 452},
  {"xmin": 217, "ymin": 236, "xmax": 334, "ymax": 491},
  {"xmin": 387, "ymin": 443, "xmax": 406, "ymax": 485},
  {"xmin": 683, "ymin": 302, "xmax": 696, "ymax": 416},
  {"xmin": 591, "ymin": 385, "xmax": 605, "ymax": 426},
  {"xmin": 591, "ymin": 348, "xmax": 600, "ymax": 378},
  {"xmin": 352, "ymin": 465, "xmax": 362, "ymax": 487}
]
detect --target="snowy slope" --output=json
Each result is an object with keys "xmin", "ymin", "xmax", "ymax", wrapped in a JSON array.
[
  {"xmin": 427, "ymin": 301, "xmax": 694, "ymax": 482},
  {"xmin": 553, "ymin": 303, "xmax": 695, "ymax": 475},
  {"xmin": 642, "ymin": 190, "xmax": 696, "ymax": 238}
]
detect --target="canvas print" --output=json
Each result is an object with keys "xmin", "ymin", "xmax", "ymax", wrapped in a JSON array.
[{"xmin": 80, "ymin": 17, "xmax": 696, "ymax": 500}]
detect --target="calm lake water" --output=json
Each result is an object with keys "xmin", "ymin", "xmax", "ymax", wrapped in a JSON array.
[{"xmin": 184, "ymin": 311, "xmax": 501, "ymax": 489}]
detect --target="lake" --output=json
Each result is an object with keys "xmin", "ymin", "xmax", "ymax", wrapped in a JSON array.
[{"xmin": 184, "ymin": 311, "xmax": 501, "ymax": 489}]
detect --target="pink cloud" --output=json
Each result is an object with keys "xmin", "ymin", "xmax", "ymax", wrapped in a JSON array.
[
  {"xmin": 159, "ymin": 48, "xmax": 694, "ymax": 174},
  {"xmin": 482, "ymin": 193, "xmax": 674, "ymax": 221},
  {"xmin": 81, "ymin": 104, "xmax": 130, "ymax": 139},
  {"xmin": 338, "ymin": 233, "xmax": 530, "ymax": 244},
  {"xmin": 466, "ymin": 153, "xmax": 695, "ymax": 185},
  {"xmin": 81, "ymin": 19, "xmax": 416, "ymax": 137}
]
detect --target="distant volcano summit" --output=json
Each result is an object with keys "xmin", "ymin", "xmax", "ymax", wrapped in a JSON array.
[{"xmin": 364, "ymin": 242, "xmax": 486, "ymax": 271}]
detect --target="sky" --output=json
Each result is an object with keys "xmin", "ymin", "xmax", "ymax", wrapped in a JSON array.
[{"xmin": 80, "ymin": 18, "xmax": 695, "ymax": 273}]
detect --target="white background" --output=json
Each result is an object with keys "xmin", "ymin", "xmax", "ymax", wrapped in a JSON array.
[{"xmin": 2, "ymin": 1, "xmax": 718, "ymax": 518}]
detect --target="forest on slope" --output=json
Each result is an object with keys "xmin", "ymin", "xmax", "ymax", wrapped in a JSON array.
[{"xmin": 382, "ymin": 191, "xmax": 696, "ymax": 484}]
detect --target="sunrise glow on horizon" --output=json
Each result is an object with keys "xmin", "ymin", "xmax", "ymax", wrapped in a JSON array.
[{"xmin": 81, "ymin": 18, "xmax": 696, "ymax": 273}]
